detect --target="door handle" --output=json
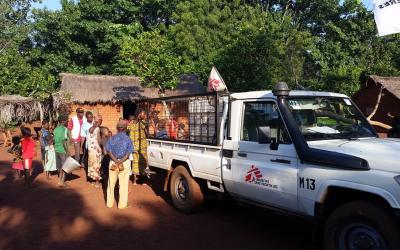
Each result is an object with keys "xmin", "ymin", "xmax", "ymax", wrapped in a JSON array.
[
  {"xmin": 271, "ymin": 158, "xmax": 291, "ymax": 164},
  {"xmin": 238, "ymin": 152, "xmax": 247, "ymax": 157}
]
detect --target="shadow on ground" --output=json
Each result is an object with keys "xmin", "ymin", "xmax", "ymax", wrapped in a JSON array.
[{"xmin": 0, "ymin": 160, "xmax": 316, "ymax": 250}]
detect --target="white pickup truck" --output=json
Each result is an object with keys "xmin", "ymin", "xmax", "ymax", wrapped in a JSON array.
[{"xmin": 146, "ymin": 82, "xmax": 400, "ymax": 250}]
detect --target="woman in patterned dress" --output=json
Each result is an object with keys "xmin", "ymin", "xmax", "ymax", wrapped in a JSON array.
[
  {"xmin": 128, "ymin": 110, "xmax": 148, "ymax": 185},
  {"xmin": 87, "ymin": 116, "xmax": 103, "ymax": 188}
]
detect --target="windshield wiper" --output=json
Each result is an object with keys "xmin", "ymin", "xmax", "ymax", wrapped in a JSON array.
[
  {"xmin": 340, "ymin": 131, "xmax": 360, "ymax": 140},
  {"xmin": 304, "ymin": 131, "xmax": 341, "ymax": 140}
]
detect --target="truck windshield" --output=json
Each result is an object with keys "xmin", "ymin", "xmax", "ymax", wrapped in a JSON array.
[{"xmin": 286, "ymin": 97, "xmax": 376, "ymax": 141}]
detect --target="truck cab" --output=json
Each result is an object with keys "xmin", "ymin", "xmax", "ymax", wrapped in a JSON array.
[{"xmin": 147, "ymin": 82, "xmax": 400, "ymax": 250}]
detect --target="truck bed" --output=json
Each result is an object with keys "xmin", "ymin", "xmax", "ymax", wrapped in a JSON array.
[{"xmin": 147, "ymin": 139, "xmax": 223, "ymax": 183}]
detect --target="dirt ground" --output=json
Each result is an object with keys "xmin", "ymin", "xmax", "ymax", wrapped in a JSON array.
[{"xmin": 0, "ymin": 140, "xmax": 316, "ymax": 250}]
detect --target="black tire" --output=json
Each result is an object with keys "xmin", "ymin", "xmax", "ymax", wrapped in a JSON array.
[
  {"xmin": 324, "ymin": 201, "xmax": 400, "ymax": 250},
  {"xmin": 169, "ymin": 165, "xmax": 204, "ymax": 213}
]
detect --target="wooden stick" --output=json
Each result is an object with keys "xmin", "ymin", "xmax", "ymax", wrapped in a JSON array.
[
  {"xmin": 367, "ymin": 86, "xmax": 384, "ymax": 120},
  {"xmin": 369, "ymin": 120, "xmax": 392, "ymax": 130}
]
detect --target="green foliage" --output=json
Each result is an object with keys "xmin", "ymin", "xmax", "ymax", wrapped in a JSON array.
[
  {"xmin": 216, "ymin": 13, "xmax": 315, "ymax": 91},
  {"xmin": 114, "ymin": 30, "xmax": 184, "ymax": 89},
  {"xmin": 0, "ymin": 50, "xmax": 56, "ymax": 97},
  {"xmin": 0, "ymin": 0, "xmax": 55, "ymax": 98},
  {"xmin": 0, "ymin": 0, "xmax": 399, "ymax": 98}
]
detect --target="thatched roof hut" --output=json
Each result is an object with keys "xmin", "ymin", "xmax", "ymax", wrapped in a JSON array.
[
  {"xmin": 59, "ymin": 73, "xmax": 206, "ymax": 132},
  {"xmin": 60, "ymin": 73, "xmax": 205, "ymax": 104},
  {"xmin": 0, "ymin": 95, "xmax": 44, "ymax": 126}
]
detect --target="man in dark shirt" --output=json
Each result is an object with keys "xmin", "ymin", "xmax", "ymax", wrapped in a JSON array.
[{"xmin": 105, "ymin": 121, "xmax": 134, "ymax": 209}]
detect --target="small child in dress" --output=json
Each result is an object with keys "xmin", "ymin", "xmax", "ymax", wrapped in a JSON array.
[
  {"xmin": 21, "ymin": 127, "xmax": 35, "ymax": 186},
  {"xmin": 44, "ymin": 135, "xmax": 57, "ymax": 179},
  {"xmin": 8, "ymin": 136, "xmax": 24, "ymax": 179}
]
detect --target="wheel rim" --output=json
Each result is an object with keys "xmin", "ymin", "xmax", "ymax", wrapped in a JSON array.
[
  {"xmin": 175, "ymin": 176, "xmax": 189, "ymax": 202},
  {"xmin": 339, "ymin": 223, "xmax": 388, "ymax": 250}
]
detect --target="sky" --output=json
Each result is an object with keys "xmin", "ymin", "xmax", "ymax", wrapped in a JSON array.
[
  {"xmin": 32, "ymin": 0, "xmax": 61, "ymax": 11},
  {"xmin": 32, "ymin": 0, "xmax": 374, "ymax": 11}
]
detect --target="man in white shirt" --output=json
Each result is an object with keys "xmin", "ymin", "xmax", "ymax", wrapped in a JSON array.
[
  {"xmin": 67, "ymin": 107, "xmax": 86, "ymax": 162},
  {"xmin": 80, "ymin": 111, "xmax": 94, "ymax": 179}
]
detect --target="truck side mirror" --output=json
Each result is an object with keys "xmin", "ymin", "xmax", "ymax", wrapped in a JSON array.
[{"xmin": 257, "ymin": 126, "xmax": 271, "ymax": 144}]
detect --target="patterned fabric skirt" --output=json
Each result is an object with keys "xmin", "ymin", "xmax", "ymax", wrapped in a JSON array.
[
  {"xmin": 88, "ymin": 148, "xmax": 102, "ymax": 181},
  {"xmin": 132, "ymin": 150, "xmax": 147, "ymax": 175}
]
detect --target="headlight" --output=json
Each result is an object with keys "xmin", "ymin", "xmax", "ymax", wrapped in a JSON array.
[{"xmin": 394, "ymin": 175, "xmax": 400, "ymax": 185}]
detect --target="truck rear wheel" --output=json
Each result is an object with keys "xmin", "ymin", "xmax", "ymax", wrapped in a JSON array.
[
  {"xmin": 324, "ymin": 201, "xmax": 400, "ymax": 250},
  {"xmin": 170, "ymin": 165, "xmax": 204, "ymax": 213}
]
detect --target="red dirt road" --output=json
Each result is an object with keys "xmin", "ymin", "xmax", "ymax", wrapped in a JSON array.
[{"xmin": 0, "ymin": 142, "xmax": 316, "ymax": 250}]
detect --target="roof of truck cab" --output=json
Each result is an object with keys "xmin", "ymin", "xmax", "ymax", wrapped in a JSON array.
[{"xmin": 230, "ymin": 90, "xmax": 348, "ymax": 100}]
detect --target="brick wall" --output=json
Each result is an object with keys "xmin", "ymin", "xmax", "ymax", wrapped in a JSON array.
[{"xmin": 69, "ymin": 103, "xmax": 122, "ymax": 134}]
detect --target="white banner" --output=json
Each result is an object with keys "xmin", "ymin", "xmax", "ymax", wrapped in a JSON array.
[
  {"xmin": 207, "ymin": 66, "xmax": 227, "ymax": 92},
  {"xmin": 373, "ymin": 0, "xmax": 400, "ymax": 36}
]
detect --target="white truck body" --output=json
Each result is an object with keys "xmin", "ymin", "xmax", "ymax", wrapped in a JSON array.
[{"xmin": 146, "ymin": 86, "xmax": 400, "ymax": 249}]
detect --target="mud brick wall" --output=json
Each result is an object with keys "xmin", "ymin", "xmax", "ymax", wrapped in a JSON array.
[{"xmin": 69, "ymin": 103, "xmax": 122, "ymax": 134}]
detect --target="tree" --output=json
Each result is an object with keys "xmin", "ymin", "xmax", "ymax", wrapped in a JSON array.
[
  {"xmin": 114, "ymin": 30, "xmax": 184, "ymax": 90},
  {"xmin": 0, "ymin": 0, "xmax": 55, "ymax": 97},
  {"xmin": 0, "ymin": 0, "xmax": 36, "ymax": 54},
  {"xmin": 0, "ymin": 51, "xmax": 55, "ymax": 97},
  {"xmin": 215, "ymin": 12, "xmax": 314, "ymax": 91},
  {"xmin": 293, "ymin": 0, "xmax": 400, "ymax": 95},
  {"xmin": 2, "ymin": 0, "xmax": 399, "ymax": 98}
]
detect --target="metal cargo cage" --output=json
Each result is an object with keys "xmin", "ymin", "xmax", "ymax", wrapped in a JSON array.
[{"xmin": 142, "ymin": 92, "xmax": 226, "ymax": 146}]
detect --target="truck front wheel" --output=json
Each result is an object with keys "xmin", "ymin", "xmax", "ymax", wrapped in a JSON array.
[
  {"xmin": 324, "ymin": 201, "xmax": 400, "ymax": 250},
  {"xmin": 170, "ymin": 165, "xmax": 204, "ymax": 213}
]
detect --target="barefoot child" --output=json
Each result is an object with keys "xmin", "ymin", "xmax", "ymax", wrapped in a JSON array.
[
  {"xmin": 44, "ymin": 135, "xmax": 57, "ymax": 179},
  {"xmin": 21, "ymin": 127, "xmax": 35, "ymax": 186},
  {"xmin": 39, "ymin": 121, "xmax": 50, "ymax": 167},
  {"xmin": 54, "ymin": 116, "xmax": 69, "ymax": 187},
  {"xmin": 8, "ymin": 136, "xmax": 23, "ymax": 178}
]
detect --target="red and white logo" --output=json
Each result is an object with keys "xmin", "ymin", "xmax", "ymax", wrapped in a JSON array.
[
  {"xmin": 208, "ymin": 66, "xmax": 227, "ymax": 92},
  {"xmin": 245, "ymin": 165, "xmax": 262, "ymax": 183}
]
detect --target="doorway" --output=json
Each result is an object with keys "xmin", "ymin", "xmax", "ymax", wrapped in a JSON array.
[{"xmin": 123, "ymin": 101, "xmax": 137, "ymax": 119}]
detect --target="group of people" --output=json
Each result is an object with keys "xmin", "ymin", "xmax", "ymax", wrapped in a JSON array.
[
  {"xmin": 148, "ymin": 112, "xmax": 186, "ymax": 140},
  {"xmin": 8, "ymin": 107, "xmax": 150, "ymax": 209}
]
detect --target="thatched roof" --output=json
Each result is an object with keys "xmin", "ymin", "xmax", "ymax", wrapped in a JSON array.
[
  {"xmin": 60, "ymin": 73, "xmax": 206, "ymax": 104},
  {"xmin": 367, "ymin": 75, "xmax": 400, "ymax": 99},
  {"xmin": 0, "ymin": 95, "xmax": 44, "ymax": 125}
]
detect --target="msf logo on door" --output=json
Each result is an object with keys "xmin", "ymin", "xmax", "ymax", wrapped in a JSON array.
[{"xmin": 245, "ymin": 165, "xmax": 262, "ymax": 183}]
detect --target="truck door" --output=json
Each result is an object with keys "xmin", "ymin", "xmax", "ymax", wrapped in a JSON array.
[{"xmin": 231, "ymin": 101, "xmax": 299, "ymax": 211}]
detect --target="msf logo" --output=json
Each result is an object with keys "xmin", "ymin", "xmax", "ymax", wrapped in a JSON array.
[{"xmin": 245, "ymin": 165, "xmax": 262, "ymax": 183}]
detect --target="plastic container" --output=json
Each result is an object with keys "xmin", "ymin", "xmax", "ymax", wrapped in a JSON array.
[{"xmin": 62, "ymin": 156, "xmax": 80, "ymax": 174}]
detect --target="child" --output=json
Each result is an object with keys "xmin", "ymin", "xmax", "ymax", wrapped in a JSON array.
[
  {"xmin": 54, "ymin": 116, "xmax": 69, "ymax": 187},
  {"xmin": 168, "ymin": 114, "xmax": 178, "ymax": 140},
  {"xmin": 177, "ymin": 123, "xmax": 185, "ymax": 140},
  {"xmin": 156, "ymin": 119, "xmax": 169, "ymax": 139},
  {"xmin": 8, "ymin": 136, "xmax": 23, "ymax": 179},
  {"xmin": 21, "ymin": 127, "xmax": 35, "ymax": 186},
  {"xmin": 39, "ymin": 121, "xmax": 50, "ymax": 167},
  {"xmin": 44, "ymin": 135, "xmax": 57, "ymax": 179}
]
